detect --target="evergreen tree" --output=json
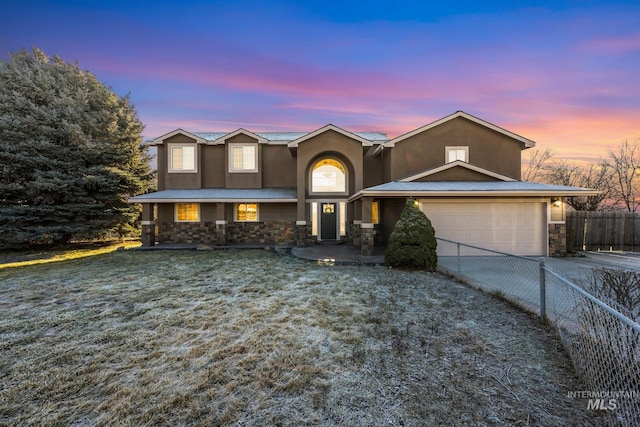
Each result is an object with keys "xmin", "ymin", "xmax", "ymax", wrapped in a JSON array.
[
  {"xmin": 0, "ymin": 48, "xmax": 155, "ymax": 247},
  {"xmin": 385, "ymin": 198, "xmax": 438, "ymax": 270}
]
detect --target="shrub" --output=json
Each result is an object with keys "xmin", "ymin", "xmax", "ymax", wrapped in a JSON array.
[{"xmin": 385, "ymin": 198, "xmax": 437, "ymax": 270}]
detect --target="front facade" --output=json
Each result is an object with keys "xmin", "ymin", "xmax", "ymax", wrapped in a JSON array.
[{"xmin": 130, "ymin": 111, "xmax": 598, "ymax": 256}]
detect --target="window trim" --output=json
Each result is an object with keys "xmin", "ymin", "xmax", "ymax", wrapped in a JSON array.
[
  {"xmin": 175, "ymin": 203, "xmax": 200, "ymax": 222},
  {"xmin": 445, "ymin": 146, "xmax": 469, "ymax": 163},
  {"xmin": 168, "ymin": 144, "xmax": 197, "ymax": 173},
  {"xmin": 310, "ymin": 157, "xmax": 348, "ymax": 195},
  {"xmin": 234, "ymin": 203, "xmax": 259, "ymax": 222},
  {"xmin": 228, "ymin": 143, "xmax": 258, "ymax": 173}
]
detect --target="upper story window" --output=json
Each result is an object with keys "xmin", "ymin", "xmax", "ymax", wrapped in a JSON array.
[
  {"xmin": 311, "ymin": 158, "xmax": 346, "ymax": 193},
  {"xmin": 169, "ymin": 144, "xmax": 197, "ymax": 172},
  {"xmin": 446, "ymin": 146, "xmax": 468, "ymax": 163},
  {"xmin": 229, "ymin": 143, "xmax": 257, "ymax": 173}
]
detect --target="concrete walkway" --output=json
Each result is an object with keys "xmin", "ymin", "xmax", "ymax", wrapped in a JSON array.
[{"xmin": 291, "ymin": 244, "xmax": 386, "ymax": 265}]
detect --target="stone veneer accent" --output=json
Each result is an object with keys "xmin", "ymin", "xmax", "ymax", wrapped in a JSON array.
[
  {"xmin": 159, "ymin": 221, "xmax": 296, "ymax": 245},
  {"xmin": 548, "ymin": 223, "xmax": 567, "ymax": 257},
  {"xmin": 226, "ymin": 221, "xmax": 296, "ymax": 245},
  {"xmin": 141, "ymin": 223, "xmax": 155, "ymax": 246},
  {"xmin": 361, "ymin": 226, "xmax": 374, "ymax": 256},
  {"xmin": 159, "ymin": 222, "xmax": 219, "ymax": 244}
]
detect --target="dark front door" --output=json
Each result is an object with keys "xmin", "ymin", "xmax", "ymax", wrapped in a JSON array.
[{"xmin": 321, "ymin": 203, "xmax": 337, "ymax": 240}]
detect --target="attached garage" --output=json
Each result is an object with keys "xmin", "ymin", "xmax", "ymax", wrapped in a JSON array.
[{"xmin": 419, "ymin": 199, "xmax": 547, "ymax": 256}]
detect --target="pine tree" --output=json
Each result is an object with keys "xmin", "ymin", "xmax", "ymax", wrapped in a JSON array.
[
  {"xmin": 0, "ymin": 48, "xmax": 155, "ymax": 247},
  {"xmin": 385, "ymin": 198, "xmax": 438, "ymax": 270}
]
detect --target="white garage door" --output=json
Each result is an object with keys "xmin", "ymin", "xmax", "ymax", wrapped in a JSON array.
[{"xmin": 419, "ymin": 200, "xmax": 547, "ymax": 256}]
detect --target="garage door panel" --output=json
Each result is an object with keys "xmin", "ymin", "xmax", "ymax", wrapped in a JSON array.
[{"xmin": 419, "ymin": 201, "xmax": 546, "ymax": 256}]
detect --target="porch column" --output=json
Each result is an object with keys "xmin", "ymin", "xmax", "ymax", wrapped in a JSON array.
[
  {"xmin": 361, "ymin": 197, "xmax": 374, "ymax": 256},
  {"xmin": 141, "ymin": 203, "xmax": 155, "ymax": 247},
  {"xmin": 216, "ymin": 203, "xmax": 227, "ymax": 245},
  {"xmin": 352, "ymin": 199, "xmax": 362, "ymax": 247}
]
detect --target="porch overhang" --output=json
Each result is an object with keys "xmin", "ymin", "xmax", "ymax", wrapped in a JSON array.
[
  {"xmin": 348, "ymin": 181, "xmax": 601, "ymax": 202},
  {"xmin": 129, "ymin": 188, "xmax": 297, "ymax": 204}
]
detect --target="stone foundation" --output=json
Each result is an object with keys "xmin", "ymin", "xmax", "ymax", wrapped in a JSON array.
[
  {"xmin": 141, "ymin": 223, "xmax": 155, "ymax": 246},
  {"xmin": 295, "ymin": 223, "xmax": 313, "ymax": 247},
  {"xmin": 361, "ymin": 226, "xmax": 374, "ymax": 256},
  {"xmin": 227, "ymin": 221, "xmax": 296, "ymax": 245},
  {"xmin": 549, "ymin": 223, "xmax": 567, "ymax": 257},
  {"xmin": 158, "ymin": 222, "xmax": 219, "ymax": 244},
  {"xmin": 158, "ymin": 221, "xmax": 296, "ymax": 246}
]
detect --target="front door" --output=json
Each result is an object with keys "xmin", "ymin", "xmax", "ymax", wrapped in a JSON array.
[{"xmin": 321, "ymin": 203, "xmax": 337, "ymax": 240}]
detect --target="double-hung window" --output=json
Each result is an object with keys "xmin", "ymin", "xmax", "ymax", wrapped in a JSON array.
[
  {"xmin": 229, "ymin": 144, "xmax": 257, "ymax": 172},
  {"xmin": 175, "ymin": 203, "xmax": 199, "ymax": 222},
  {"xmin": 169, "ymin": 145, "xmax": 196, "ymax": 172}
]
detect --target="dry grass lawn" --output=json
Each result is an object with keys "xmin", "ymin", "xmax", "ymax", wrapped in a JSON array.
[{"xmin": 0, "ymin": 249, "xmax": 597, "ymax": 426}]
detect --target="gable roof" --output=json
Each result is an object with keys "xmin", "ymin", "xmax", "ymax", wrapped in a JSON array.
[
  {"xmin": 207, "ymin": 128, "xmax": 269, "ymax": 145},
  {"xmin": 349, "ymin": 181, "xmax": 600, "ymax": 202},
  {"xmin": 287, "ymin": 124, "xmax": 374, "ymax": 148},
  {"xmin": 400, "ymin": 160, "xmax": 517, "ymax": 182},
  {"xmin": 150, "ymin": 129, "xmax": 207, "ymax": 145},
  {"xmin": 160, "ymin": 130, "xmax": 388, "ymax": 145},
  {"xmin": 383, "ymin": 111, "xmax": 536, "ymax": 149}
]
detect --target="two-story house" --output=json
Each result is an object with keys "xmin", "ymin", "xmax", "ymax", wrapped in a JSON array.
[{"xmin": 129, "ymin": 111, "xmax": 598, "ymax": 256}]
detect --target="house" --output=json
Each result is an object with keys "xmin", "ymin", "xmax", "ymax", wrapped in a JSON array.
[{"xmin": 129, "ymin": 111, "xmax": 598, "ymax": 256}]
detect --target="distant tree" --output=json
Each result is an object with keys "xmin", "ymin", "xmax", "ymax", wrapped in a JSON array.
[
  {"xmin": 0, "ymin": 48, "xmax": 155, "ymax": 247},
  {"xmin": 604, "ymin": 139, "xmax": 640, "ymax": 212},
  {"xmin": 385, "ymin": 198, "xmax": 437, "ymax": 270},
  {"xmin": 522, "ymin": 148, "xmax": 554, "ymax": 182},
  {"xmin": 542, "ymin": 159, "xmax": 613, "ymax": 211}
]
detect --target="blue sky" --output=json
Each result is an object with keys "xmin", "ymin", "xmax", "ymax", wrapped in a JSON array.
[{"xmin": 2, "ymin": 0, "xmax": 639, "ymax": 162}]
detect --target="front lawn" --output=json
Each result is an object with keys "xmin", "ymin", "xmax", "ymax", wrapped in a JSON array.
[{"xmin": 0, "ymin": 250, "xmax": 594, "ymax": 425}]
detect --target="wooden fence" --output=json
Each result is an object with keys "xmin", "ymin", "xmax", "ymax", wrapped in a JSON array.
[{"xmin": 567, "ymin": 211, "xmax": 640, "ymax": 252}]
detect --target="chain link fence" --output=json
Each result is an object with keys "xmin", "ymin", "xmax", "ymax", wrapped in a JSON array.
[{"xmin": 436, "ymin": 237, "xmax": 640, "ymax": 425}]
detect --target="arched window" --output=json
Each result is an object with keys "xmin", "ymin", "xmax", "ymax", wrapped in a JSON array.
[{"xmin": 311, "ymin": 158, "xmax": 346, "ymax": 193}]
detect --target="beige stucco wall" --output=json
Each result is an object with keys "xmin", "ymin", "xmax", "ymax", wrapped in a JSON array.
[
  {"xmin": 294, "ymin": 130, "xmax": 365, "ymax": 220},
  {"xmin": 388, "ymin": 116, "xmax": 524, "ymax": 181},
  {"xmin": 262, "ymin": 145, "xmax": 297, "ymax": 188},
  {"xmin": 201, "ymin": 145, "xmax": 226, "ymax": 188},
  {"xmin": 158, "ymin": 134, "xmax": 201, "ymax": 190}
]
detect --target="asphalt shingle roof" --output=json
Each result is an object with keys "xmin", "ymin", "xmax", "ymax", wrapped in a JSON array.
[
  {"xmin": 363, "ymin": 181, "xmax": 595, "ymax": 192},
  {"xmin": 193, "ymin": 131, "xmax": 388, "ymax": 142}
]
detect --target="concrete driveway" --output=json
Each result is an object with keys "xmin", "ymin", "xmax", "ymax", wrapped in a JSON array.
[{"xmin": 543, "ymin": 251, "xmax": 640, "ymax": 283}]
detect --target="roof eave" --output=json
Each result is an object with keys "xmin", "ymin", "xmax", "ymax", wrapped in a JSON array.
[
  {"xmin": 129, "ymin": 197, "xmax": 298, "ymax": 203},
  {"xmin": 349, "ymin": 189, "xmax": 601, "ymax": 202},
  {"xmin": 384, "ymin": 111, "xmax": 536, "ymax": 149},
  {"xmin": 151, "ymin": 129, "xmax": 207, "ymax": 145}
]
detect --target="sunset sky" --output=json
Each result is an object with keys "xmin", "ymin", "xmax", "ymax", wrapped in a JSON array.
[{"xmin": 2, "ymin": 0, "xmax": 639, "ymax": 163}]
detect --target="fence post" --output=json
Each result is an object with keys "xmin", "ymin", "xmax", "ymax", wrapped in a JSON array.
[
  {"xmin": 539, "ymin": 258, "xmax": 546, "ymax": 321},
  {"xmin": 456, "ymin": 242, "xmax": 461, "ymax": 280}
]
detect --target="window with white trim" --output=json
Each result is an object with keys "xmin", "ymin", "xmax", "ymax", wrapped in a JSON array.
[
  {"xmin": 229, "ymin": 144, "xmax": 257, "ymax": 172},
  {"xmin": 175, "ymin": 203, "xmax": 199, "ymax": 222},
  {"xmin": 311, "ymin": 158, "xmax": 346, "ymax": 193},
  {"xmin": 235, "ymin": 203, "xmax": 258, "ymax": 222},
  {"xmin": 169, "ymin": 145, "xmax": 196, "ymax": 172},
  {"xmin": 446, "ymin": 146, "xmax": 468, "ymax": 163}
]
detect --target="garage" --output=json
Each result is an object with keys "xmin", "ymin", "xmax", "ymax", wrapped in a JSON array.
[{"xmin": 419, "ymin": 199, "xmax": 547, "ymax": 256}]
